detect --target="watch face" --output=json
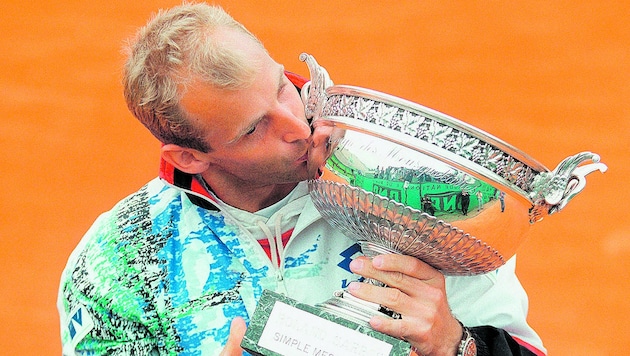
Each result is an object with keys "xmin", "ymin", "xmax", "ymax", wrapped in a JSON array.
[{"xmin": 462, "ymin": 338, "xmax": 477, "ymax": 356}]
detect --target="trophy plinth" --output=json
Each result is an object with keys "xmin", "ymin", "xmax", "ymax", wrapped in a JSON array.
[
  {"xmin": 241, "ymin": 53, "xmax": 606, "ymax": 355},
  {"xmin": 241, "ymin": 290, "xmax": 411, "ymax": 356}
]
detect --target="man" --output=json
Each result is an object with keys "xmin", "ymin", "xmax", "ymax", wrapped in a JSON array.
[
  {"xmin": 58, "ymin": 3, "xmax": 546, "ymax": 355},
  {"xmin": 476, "ymin": 191, "xmax": 484, "ymax": 212},
  {"xmin": 459, "ymin": 190, "xmax": 471, "ymax": 216},
  {"xmin": 421, "ymin": 195, "xmax": 436, "ymax": 216}
]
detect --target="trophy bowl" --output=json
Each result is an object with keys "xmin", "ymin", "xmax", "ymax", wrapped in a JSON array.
[{"xmin": 301, "ymin": 53, "xmax": 607, "ymax": 277}]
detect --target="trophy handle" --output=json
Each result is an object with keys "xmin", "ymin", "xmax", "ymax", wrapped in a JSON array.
[
  {"xmin": 529, "ymin": 152, "xmax": 607, "ymax": 222},
  {"xmin": 299, "ymin": 53, "xmax": 333, "ymax": 122}
]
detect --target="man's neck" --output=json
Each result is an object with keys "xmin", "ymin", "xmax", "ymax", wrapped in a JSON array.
[{"xmin": 199, "ymin": 174, "xmax": 299, "ymax": 213}]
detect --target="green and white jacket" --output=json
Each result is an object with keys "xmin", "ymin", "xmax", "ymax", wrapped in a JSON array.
[
  {"xmin": 58, "ymin": 162, "xmax": 545, "ymax": 355},
  {"xmin": 59, "ymin": 67, "xmax": 546, "ymax": 355}
]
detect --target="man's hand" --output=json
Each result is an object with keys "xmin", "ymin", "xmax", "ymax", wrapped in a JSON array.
[
  {"xmin": 348, "ymin": 254, "xmax": 463, "ymax": 356},
  {"xmin": 219, "ymin": 317, "xmax": 247, "ymax": 356}
]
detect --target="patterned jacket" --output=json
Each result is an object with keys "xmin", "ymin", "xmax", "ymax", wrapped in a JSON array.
[{"xmin": 58, "ymin": 73, "xmax": 545, "ymax": 355}]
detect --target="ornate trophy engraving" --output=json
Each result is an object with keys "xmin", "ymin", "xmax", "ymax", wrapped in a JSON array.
[{"xmin": 241, "ymin": 54, "xmax": 607, "ymax": 356}]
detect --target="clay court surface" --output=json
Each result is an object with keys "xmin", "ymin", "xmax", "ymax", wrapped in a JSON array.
[{"xmin": 1, "ymin": 1, "xmax": 628, "ymax": 354}]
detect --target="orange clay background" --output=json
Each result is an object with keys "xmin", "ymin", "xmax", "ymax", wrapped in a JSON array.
[{"xmin": 1, "ymin": 1, "xmax": 628, "ymax": 354}]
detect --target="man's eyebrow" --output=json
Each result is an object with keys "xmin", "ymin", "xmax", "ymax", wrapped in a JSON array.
[
  {"xmin": 227, "ymin": 117, "xmax": 262, "ymax": 144},
  {"xmin": 226, "ymin": 65, "xmax": 286, "ymax": 145}
]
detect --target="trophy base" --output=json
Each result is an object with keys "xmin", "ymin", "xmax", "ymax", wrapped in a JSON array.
[
  {"xmin": 316, "ymin": 289, "xmax": 401, "ymax": 325},
  {"xmin": 242, "ymin": 289, "xmax": 411, "ymax": 356}
]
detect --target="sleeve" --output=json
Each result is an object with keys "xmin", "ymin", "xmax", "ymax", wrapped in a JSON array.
[
  {"xmin": 57, "ymin": 212, "xmax": 161, "ymax": 355},
  {"xmin": 445, "ymin": 256, "xmax": 547, "ymax": 356},
  {"xmin": 470, "ymin": 326, "xmax": 546, "ymax": 356}
]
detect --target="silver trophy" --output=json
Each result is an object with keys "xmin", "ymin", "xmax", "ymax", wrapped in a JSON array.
[
  {"xmin": 241, "ymin": 54, "xmax": 606, "ymax": 356},
  {"xmin": 300, "ymin": 53, "xmax": 607, "ymax": 325}
]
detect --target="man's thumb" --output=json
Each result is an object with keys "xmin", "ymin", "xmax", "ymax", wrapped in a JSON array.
[{"xmin": 220, "ymin": 317, "xmax": 247, "ymax": 355}]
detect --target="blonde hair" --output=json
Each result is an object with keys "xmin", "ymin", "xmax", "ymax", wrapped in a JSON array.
[{"xmin": 123, "ymin": 3, "xmax": 263, "ymax": 151}]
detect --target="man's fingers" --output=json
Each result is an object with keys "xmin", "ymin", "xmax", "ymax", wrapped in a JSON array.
[
  {"xmin": 372, "ymin": 254, "xmax": 438, "ymax": 281},
  {"xmin": 219, "ymin": 317, "xmax": 247, "ymax": 356},
  {"xmin": 349, "ymin": 255, "xmax": 441, "ymax": 293}
]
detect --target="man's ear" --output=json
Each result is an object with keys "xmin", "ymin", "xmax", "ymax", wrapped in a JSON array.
[{"xmin": 161, "ymin": 144, "xmax": 210, "ymax": 174}]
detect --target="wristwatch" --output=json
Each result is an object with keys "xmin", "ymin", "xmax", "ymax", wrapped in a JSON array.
[{"xmin": 457, "ymin": 326, "xmax": 477, "ymax": 356}]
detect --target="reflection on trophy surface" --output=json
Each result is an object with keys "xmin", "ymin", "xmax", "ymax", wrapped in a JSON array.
[{"xmin": 299, "ymin": 53, "xmax": 607, "ymax": 325}]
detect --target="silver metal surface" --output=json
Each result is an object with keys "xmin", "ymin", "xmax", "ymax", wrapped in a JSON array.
[{"xmin": 301, "ymin": 53, "xmax": 606, "ymax": 276}]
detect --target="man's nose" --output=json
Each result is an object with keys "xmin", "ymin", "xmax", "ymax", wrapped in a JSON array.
[{"xmin": 281, "ymin": 113, "xmax": 312, "ymax": 142}]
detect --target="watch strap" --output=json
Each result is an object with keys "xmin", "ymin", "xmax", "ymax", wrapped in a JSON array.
[{"xmin": 457, "ymin": 322, "xmax": 477, "ymax": 356}]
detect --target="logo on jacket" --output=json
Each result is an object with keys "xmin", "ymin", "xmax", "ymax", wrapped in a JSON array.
[
  {"xmin": 338, "ymin": 243, "xmax": 363, "ymax": 288},
  {"xmin": 66, "ymin": 304, "xmax": 95, "ymax": 348}
]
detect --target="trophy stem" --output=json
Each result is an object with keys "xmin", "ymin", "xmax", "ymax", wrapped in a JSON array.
[
  {"xmin": 315, "ymin": 241, "xmax": 403, "ymax": 327},
  {"xmin": 359, "ymin": 241, "xmax": 400, "ymax": 258},
  {"xmin": 358, "ymin": 241, "xmax": 400, "ymax": 287},
  {"xmin": 316, "ymin": 290, "xmax": 397, "ymax": 327}
]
